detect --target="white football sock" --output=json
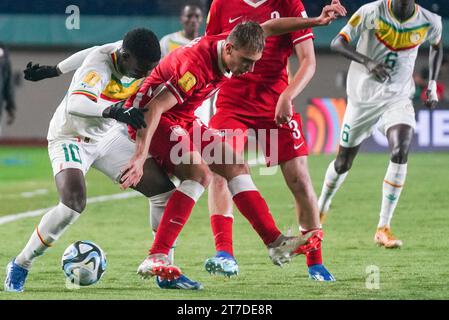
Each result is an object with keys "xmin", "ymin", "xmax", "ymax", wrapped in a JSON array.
[
  {"xmin": 149, "ymin": 190, "xmax": 175, "ymax": 231},
  {"xmin": 318, "ymin": 160, "xmax": 349, "ymax": 213},
  {"xmin": 378, "ymin": 161, "xmax": 407, "ymax": 228},
  {"xmin": 15, "ymin": 202, "xmax": 80, "ymax": 270},
  {"xmin": 149, "ymin": 190, "xmax": 177, "ymax": 263}
]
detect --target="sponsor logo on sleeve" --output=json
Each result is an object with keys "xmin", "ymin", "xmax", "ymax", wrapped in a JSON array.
[
  {"xmin": 178, "ymin": 71, "xmax": 197, "ymax": 93},
  {"xmin": 82, "ymin": 71, "xmax": 101, "ymax": 87},
  {"xmin": 349, "ymin": 14, "xmax": 361, "ymax": 28}
]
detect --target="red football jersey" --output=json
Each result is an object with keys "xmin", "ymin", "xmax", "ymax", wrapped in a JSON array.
[
  {"xmin": 206, "ymin": 0, "xmax": 314, "ymax": 118},
  {"xmin": 130, "ymin": 33, "xmax": 232, "ymax": 123}
]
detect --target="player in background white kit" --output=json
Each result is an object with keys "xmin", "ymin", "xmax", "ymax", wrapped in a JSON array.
[
  {"xmin": 160, "ymin": 3, "xmax": 214, "ymax": 125},
  {"xmin": 318, "ymin": 0, "xmax": 443, "ymax": 248},
  {"xmin": 4, "ymin": 28, "xmax": 202, "ymax": 292}
]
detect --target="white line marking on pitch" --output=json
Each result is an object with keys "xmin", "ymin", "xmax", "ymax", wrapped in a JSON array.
[
  {"xmin": 0, "ymin": 192, "xmax": 140, "ymax": 225},
  {"xmin": 20, "ymin": 188, "xmax": 49, "ymax": 198},
  {"xmin": 0, "ymin": 156, "xmax": 265, "ymax": 226}
]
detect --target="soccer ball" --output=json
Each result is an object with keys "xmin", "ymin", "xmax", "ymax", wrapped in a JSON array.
[{"xmin": 61, "ymin": 240, "xmax": 107, "ymax": 286}]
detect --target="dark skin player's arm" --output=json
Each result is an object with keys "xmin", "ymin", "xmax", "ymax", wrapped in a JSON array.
[
  {"xmin": 426, "ymin": 41, "xmax": 443, "ymax": 109},
  {"xmin": 330, "ymin": 35, "xmax": 391, "ymax": 83}
]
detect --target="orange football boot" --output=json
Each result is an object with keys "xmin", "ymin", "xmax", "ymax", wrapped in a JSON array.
[{"xmin": 374, "ymin": 227, "xmax": 403, "ymax": 249}]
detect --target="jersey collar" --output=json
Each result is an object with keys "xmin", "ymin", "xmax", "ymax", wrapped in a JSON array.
[
  {"xmin": 387, "ymin": 0, "xmax": 419, "ymax": 24},
  {"xmin": 242, "ymin": 0, "xmax": 268, "ymax": 8},
  {"xmin": 111, "ymin": 51, "xmax": 122, "ymax": 76},
  {"xmin": 217, "ymin": 40, "xmax": 233, "ymax": 79}
]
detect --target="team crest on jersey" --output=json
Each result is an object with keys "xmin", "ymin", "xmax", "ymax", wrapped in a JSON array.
[
  {"xmin": 178, "ymin": 71, "xmax": 197, "ymax": 93},
  {"xmin": 170, "ymin": 125, "xmax": 188, "ymax": 136},
  {"xmin": 82, "ymin": 71, "xmax": 101, "ymax": 87},
  {"xmin": 410, "ymin": 32, "xmax": 422, "ymax": 44}
]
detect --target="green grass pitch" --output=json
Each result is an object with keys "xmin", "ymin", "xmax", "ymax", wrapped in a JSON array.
[{"xmin": 1, "ymin": 147, "xmax": 448, "ymax": 300}]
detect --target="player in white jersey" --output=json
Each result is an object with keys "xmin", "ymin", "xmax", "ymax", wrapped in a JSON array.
[
  {"xmin": 19, "ymin": 33, "xmax": 205, "ymax": 292},
  {"xmin": 4, "ymin": 28, "xmax": 204, "ymax": 292},
  {"xmin": 159, "ymin": 4, "xmax": 203, "ymax": 57},
  {"xmin": 318, "ymin": 0, "xmax": 443, "ymax": 248}
]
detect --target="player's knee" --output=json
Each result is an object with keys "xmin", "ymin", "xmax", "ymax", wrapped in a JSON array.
[
  {"xmin": 62, "ymin": 192, "xmax": 86, "ymax": 213},
  {"xmin": 189, "ymin": 167, "xmax": 212, "ymax": 188},
  {"xmin": 390, "ymin": 145, "xmax": 409, "ymax": 164},
  {"xmin": 230, "ymin": 163, "xmax": 249, "ymax": 176},
  {"xmin": 198, "ymin": 171, "xmax": 212, "ymax": 188},
  {"xmin": 285, "ymin": 173, "xmax": 307, "ymax": 193},
  {"xmin": 211, "ymin": 173, "xmax": 228, "ymax": 189},
  {"xmin": 334, "ymin": 156, "xmax": 353, "ymax": 174}
]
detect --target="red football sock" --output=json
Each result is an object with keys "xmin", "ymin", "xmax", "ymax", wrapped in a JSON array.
[
  {"xmin": 302, "ymin": 229, "xmax": 323, "ymax": 266},
  {"xmin": 210, "ymin": 215, "xmax": 234, "ymax": 256},
  {"xmin": 150, "ymin": 190, "xmax": 195, "ymax": 255},
  {"xmin": 233, "ymin": 191, "xmax": 281, "ymax": 246}
]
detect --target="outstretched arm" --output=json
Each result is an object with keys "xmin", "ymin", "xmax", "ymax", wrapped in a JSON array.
[
  {"xmin": 120, "ymin": 88, "xmax": 178, "ymax": 189},
  {"xmin": 330, "ymin": 34, "xmax": 390, "ymax": 83},
  {"xmin": 24, "ymin": 46, "xmax": 97, "ymax": 81},
  {"xmin": 426, "ymin": 41, "xmax": 443, "ymax": 109},
  {"xmin": 67, "ymin": 94, "xmax": 146, "ymax": 131},
  {"xmin": 261, "ymin": 3, "xmax": 347, "ymax": 37}
]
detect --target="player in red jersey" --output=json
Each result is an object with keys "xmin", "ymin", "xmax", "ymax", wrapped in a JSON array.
[
  {"xmin": 204, "ymin": 0, "xmax": 336, "ymax": 281},
  {"xmin": 120, "ymin": 4, "xmax": 346, "ymax": 281}
]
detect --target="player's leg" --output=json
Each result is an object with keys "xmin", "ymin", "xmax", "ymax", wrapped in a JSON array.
[
  {"xmin": 134, "ymin": 160, "xmax": 203, "ymax": 289},
  {"xmin": 279, "ymin": 156, "xmax": 333, "ymax": 281},
  {"xmin": 318, "ymin": 145, "xmax": 360, "ymax": 223},
  {"xmin": 318, "ymin": 100, "xmax": 379, "ymax": 223},
  {"xmin": 135, "ymin": 118, "xmax": 211, "ymax": 280},
  {"xmin": 205, "ymin": 114, "xmax": 248, "ymax": 277},
  {"xmin": 263, "ymin": 113, "xmax": 333, "ymax": 280},
  {"xmin": 137, "ymin": 156, "xmax": 211, "ymax": 280},
  {"xmin": 92, "ymin": 127, "xmax": 202, "ymax": 289},
  {"xmin": 132, "ymin": 159, "xmax": 176, "ymax": 262},
  {"xmin": 205, "ymin": 173, "xmax": 239, "ymax": 277},
  {"xmin": 6, "ymin": 140, "xmax": 89, "ymax": 292},
  {"xmin": 209, "ymin": 140, "xmax": 322, "ymax": 267},
  {"xmin": 374, "ymin": 100, "xmax": 415, "ymax": 248},
  {"xmin": 136, "ymin": 159, "xmax": 204, "ymax": 289}
]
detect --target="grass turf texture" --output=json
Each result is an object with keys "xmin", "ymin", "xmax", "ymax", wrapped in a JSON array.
[{"xmin": 1, "ymin": 147, "xmax": 448, "ymax": 300}]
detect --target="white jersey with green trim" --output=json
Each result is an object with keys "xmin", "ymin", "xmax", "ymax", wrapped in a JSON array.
[
  {"xmin": 339, "ymin": 0, "xmax": 442, "ymax": 103},
  {"xmin": 47, "ymin": 40, "xmax": 143, "ymax": 142},
  {"xmin": 159, "ymin": 31, "xmax": 192, "ymax": 58}
]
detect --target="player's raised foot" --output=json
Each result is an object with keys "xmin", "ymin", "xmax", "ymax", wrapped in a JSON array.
[
  {"xmin": 156, "ymin": 274, "xmax": 203, "ymax": 290},
  {"xmin": 268, "ymin": 230, "xmax": 323, "ymax": 267},
  {"xmin": 308, "ymin": 264, "xmax": 336, "ymax": 282},
  {"xmin": 204, "ymin": 251, "xmax": 239, "ymax": 277},
  {"xmin": 137, "ymin": 253, "xmax": 182, "ymax": 280},
  {"xmin": 4, "ymin": 259, "xmax": 29, "ymax": 292},
  {"xmin": 374, "ymin": 227, "xmax": 403, "ymax": 249}
]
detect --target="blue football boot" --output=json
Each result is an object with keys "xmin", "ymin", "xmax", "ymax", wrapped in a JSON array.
[
  {"xmin": 308, "ymin": 264, "xmax": 336, "ymax": 282},
  {"xmin": 156, "ymin": 274, "xmax": 203, "ymax": 290},
  {"xmin": 4, "ymin": 259, "xmax": 29, "ymax": 292},
  {"xmin": 204, "ymin": 251, "xmax": 239, "ymax": 277}
]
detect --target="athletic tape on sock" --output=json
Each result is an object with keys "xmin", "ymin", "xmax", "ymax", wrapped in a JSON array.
[
  {"xmin": 177, "ymin": 180, "xmax": 205, "ymax": 202},
  {"xmin": 227, "ymin": 174, "xmax": 258, "ymax": 197}
]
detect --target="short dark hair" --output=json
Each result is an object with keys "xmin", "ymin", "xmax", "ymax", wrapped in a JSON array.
[
  {"xmin": 227, "ymin": 21, "xmax": 265, "ymax": 53},
  {"xmin": 181, "ymin": 3, "xmax": 203, "ymax": 15},
  {"xmin": 123, "ymin": 28, "xmax": 161, "ymax": 62}
]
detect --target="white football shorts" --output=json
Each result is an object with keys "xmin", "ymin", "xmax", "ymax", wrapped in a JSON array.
[
  {"xmin": 48, "ymin": 124, "xmax": 136, "ymax": 182},
  {"xmin": 339, "ymin": 98, "xmax": 416, "ymax": 148}
]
